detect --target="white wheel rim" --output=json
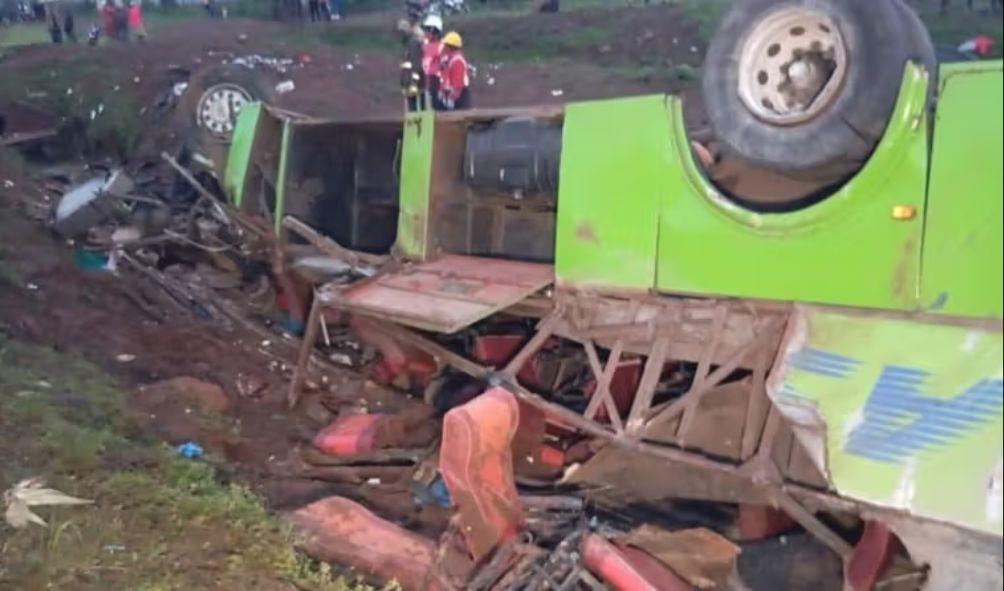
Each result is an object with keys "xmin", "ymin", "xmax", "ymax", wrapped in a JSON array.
[
  {"xmin": 737, "ymin": 7, "xmax": 848, "ymax": 125},
  {"xmin": 196, "ymin": 83, "xmax": 252, "ymax": 137}
]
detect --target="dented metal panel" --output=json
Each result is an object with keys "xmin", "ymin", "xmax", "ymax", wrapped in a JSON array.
[
  {"xmin": 321, "ymin": 254, "xmax": 553, "ymax": 333},
  {"xmin": 920, "ymin": 62, "xmax": 1004, "ymax": 319},
  {"xmin": 655, "ymin": 64, "xmax": 930, "ymax": 312},
  {"xmin": 770, "ymin": 306, "xmax": 1003, "ymax": 536},
  {"xmin": 554, "ymin": 95, "xmax": 670, "ymax": 290},
  {"xmin": 396, "ymin": 111, "xmax": 436, "ymax": 260},
  {"xmin": 224, "ymin": 101, "xmax": 263, "ymax": 208}
]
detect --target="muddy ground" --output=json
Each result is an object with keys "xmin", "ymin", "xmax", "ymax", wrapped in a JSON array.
[{"xmin": 1, "ymin": 3, "xmax": 711, "ymax": 157}]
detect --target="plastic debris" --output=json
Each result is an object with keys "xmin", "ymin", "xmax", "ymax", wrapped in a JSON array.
[
  {"xmin": 413, "ymin": 475, "xmax": 453, "ymax": 508},
  {"xmin": 230, "ymin": 54, "xmax": 297, "ymax": 75},
  {"xmin": 115, "ymin": 353, "xmax": 136, "ymax": 362},
  {"xmin": 550, "ymin": 89, "xmax": 564, "ymax": 97},
  {"xmin": 3, "ymin": 477, "xmax": 93, "ymax": 529},
  {"xmin": 275, "ymin": 80, "xmax": 296, "ymax": 94},
  {"xmin": 178, "ymin": 442, "xmax": 204, "ymax": 459},
  {"xmin": 958, "ymin": 35, "xmax": 995, "ymax": 57},
  {"xmin": 111, "ymin": 226, "xmax": 142, "ymax": 244}
]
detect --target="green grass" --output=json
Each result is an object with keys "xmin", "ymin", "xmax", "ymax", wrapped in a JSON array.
[
  {"xmin": 675, "ymin": 0, "xmax": 730, "ymax": 43},
  {"xmin": 0, "ymin": 23, "xmax": 48, "ymax": 48},
  {"xmin": 0, "ymin": 53, "xmax": 139, "ymax": 158},
  {"xmin": 0, "ymin": 333, "xmax": 376, "ymax": 590},
  {"xmin": 471, "ymin": 24, "xmax": 610, "ymax": 63}
]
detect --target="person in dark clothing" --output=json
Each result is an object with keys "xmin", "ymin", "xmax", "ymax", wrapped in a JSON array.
[
  {"xmin": 307, "ymin": 0, "xmax": 319, "ymax": 21},
  {"xmin": 49, "ymin": 13, "xmax": 63, "ymax": 43},
  {"xmin": 329, "ymin": 0, "xmax": 343, "ymax": 19},
  {"xmin": 115, "ymin": 3, "xmax": 128, "ymax": 40},
  {"xmin": 400, "ymin": 23, "xmax": 425, "ymax": 111},
  {"xmin": 63, "ymin": 11, "xmax": 77, "ymax": 43}
]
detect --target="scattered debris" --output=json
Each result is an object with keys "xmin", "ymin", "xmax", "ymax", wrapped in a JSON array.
[
  {"xmin": 53, "ymin": 177, "xmax": 115, "ymax": 238},
  {"xmin": 958, "ymin": 35, "xmax": 995, "ymax": 57},
  {"xmin": 275, "ymin": 80, "xmax": 295, "ymax": 94},
  {"xmin": 583, "ymin": 532, "xmax": 691, "ymax": 590},
  {"xmin": 3, "ymin": 477, "xmax": 93, "ymax": 529},
  {"xmin": 230, "ymin": 54, "xmax": 297, "ymax": 75},
  {"xmin": 619, "ymin": 525, "xmax": 740, "ymax": 589},
  {"xmin": 178, "ymin": 441, "xmax": 205, "ymax": 459}
]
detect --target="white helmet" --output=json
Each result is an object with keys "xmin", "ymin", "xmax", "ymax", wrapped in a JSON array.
[{"xmin": 422, "ymin": 14, "xmax": 443, "ymax": 32}]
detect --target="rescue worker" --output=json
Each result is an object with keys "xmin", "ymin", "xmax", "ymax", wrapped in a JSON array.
[
  {"xmin": 420, "ymin": 14, "xmax": 443, "ymax": 108},
  {"xmin": 128, "ymin": 0, "xmax": 146, "ymax": 42},
  {"xmin": 437, "ymin": 31, "xmax": 470, "ymax": 111},
  {"xmin": 399, "ymin": 20, "xmax": 425, "ymax": 111}
]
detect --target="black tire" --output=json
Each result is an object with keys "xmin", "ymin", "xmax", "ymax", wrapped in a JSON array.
[
  {"xmin": 701, "ymin": 0, "xmax": 922, "ymax": 176},
  {"xmin": 176, "ymin": 64, "xmax": 275, "ymax": 177},
  {"xmin": 191, "ymin": 64, "xmax": 274, "ymax": 140}
]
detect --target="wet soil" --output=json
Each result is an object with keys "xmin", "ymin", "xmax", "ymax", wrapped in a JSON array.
[
  {"xmin": 0, "ymin": 180, "xmax": 445, "ymax": 536},
  {"xmin": 0, "ymin": 4, "xmax": 707, "ymax": 124}
]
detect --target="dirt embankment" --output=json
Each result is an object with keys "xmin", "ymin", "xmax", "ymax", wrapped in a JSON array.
[{"xmin": 0, "ymin": 4, "xmax": 708, "ymax": 142}]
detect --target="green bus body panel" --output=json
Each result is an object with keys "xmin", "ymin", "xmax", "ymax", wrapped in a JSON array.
[
  {"xmin": 655, "ymin": 65, "xmax": 930, "ymax": 310},
  {"xmin": 555, "ymin": 95, "xmax": 670, "ymax": 290},
  {"xmin": 273, "ymin": 119, "xmax": 293, "ymax": 234},
  {"xmin": 224, "ymin": 102, "xmax": 263, "ymax": 208},
  {"xmin": 921, "ymin": 62, "xmax": 1004, "ymax": 319},
  {"xmin": 396, "ymin": 111, "xmax": 435, "ymax": 260},
  {"xmin": 773, "ymin": 307, "xmax": 1003, "ymax": 535}
]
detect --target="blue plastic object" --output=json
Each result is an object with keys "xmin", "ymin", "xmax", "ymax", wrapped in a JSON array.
[{"xmin": 177, "ymin": 441, "xmax": 204, "ymax": 459}]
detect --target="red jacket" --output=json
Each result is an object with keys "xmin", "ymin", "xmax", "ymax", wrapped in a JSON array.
[
  {"xmin": 101, "ymin": 5, "xmax": 115, "ymax": 35},
  {"xmin": 128, "ymin": 3, "xmax": 143, "ymax": 27},
  {"xmin": 422, "ymin": 39, "xmax": 442, "ymax": 78},
  {"xmin": 440, "ymin": 51, "xmax": 469, "ymax": 102}
]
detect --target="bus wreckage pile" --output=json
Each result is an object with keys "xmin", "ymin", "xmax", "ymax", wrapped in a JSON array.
[{"xmin": 32, "ymin": 0, "xmax": 1004, "ymax": 588}]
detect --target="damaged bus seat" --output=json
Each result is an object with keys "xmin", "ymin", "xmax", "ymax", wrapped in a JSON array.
[
  {"xmin": 439, "ymin": 387, "xmax": 527, "ymax": 561},
  {"xmin": 288, "ymin": 496, "xmax": 440, "ymax": 591}
]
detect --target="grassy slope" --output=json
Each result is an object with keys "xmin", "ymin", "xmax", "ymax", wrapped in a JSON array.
[{"xmin": 0, "ymin": 326, "xmax": 374, "ymax": 590}]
